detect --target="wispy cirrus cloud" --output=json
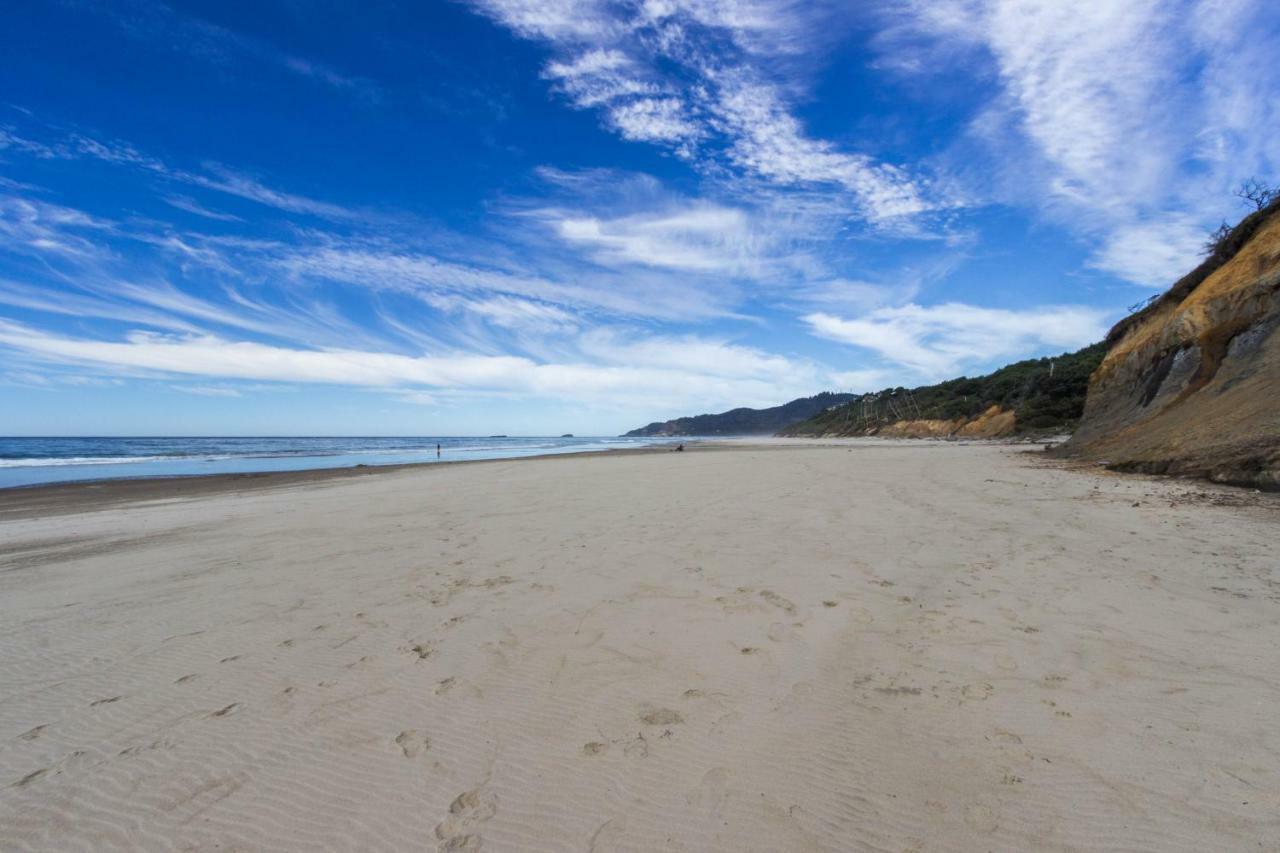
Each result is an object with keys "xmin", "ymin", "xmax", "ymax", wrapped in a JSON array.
[
  {"xmin": 468, "ymin": 0, "xmax": 935, "ymax": 223},
  {"xmin": 422, "ymin": 293, "xmax": 579, "ymax": 333},
  {"xmin": 161, "ymin": 195, "xmax": 243, "ymax": 222},
  {"xmin": 877, "ymin": 0, "xmax": 1280, "ymax": 286},
  {"xmin": 3, "ymin": 126, "xmax": 364, "ymax": 222},
  {"xmin": 550, "ymin": 203, "xmax": 760, "ymax": 272},
  {"xmin": 805, "ymin": 303, "xmax": 1108, "ymax": 378},
  {"xmin": 0, "ymin": 194, "xmax": 116, "ymax": 259},
  {"xmin": 172, "ymin": 383, "xmax": 242, "ymax": 397},
  {"xmin": 0, "ymin": 318, "xmax": 835, "ymax": 413}
]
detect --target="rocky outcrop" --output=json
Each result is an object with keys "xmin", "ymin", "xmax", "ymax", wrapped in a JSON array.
[{"xmin": 1064, "ymin": 202, "xmax": 1280, "ymax": 489}]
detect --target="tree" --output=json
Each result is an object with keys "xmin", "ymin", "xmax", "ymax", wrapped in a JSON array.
[
  {"xmin": 1203, "ymin": 221, "xmax": 1232, "ymax": 257},
  {"xmin": 1234, "ymin": 178, "xmax": 1278, "ymax": 211}
]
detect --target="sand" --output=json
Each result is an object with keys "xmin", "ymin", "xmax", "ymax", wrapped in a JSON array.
[{"xmin": 1, "ymin": 441, "xmax": 1277, "ymax": 851}]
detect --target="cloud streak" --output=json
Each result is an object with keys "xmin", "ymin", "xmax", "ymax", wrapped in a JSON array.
[
  {"xmin": 0, "ymin": 319, "xmax": 834, "ymax": 412},
  {"xmin": 805, "ymin": 303, "xmax": 1108, "ymax": 379},
  {"xmin": 468, "ymin": 0, "xmax": 933, "ymax": 222}
]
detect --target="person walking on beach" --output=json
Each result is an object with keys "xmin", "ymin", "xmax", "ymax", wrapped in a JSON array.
[{"xmin": 436, "ymin": 443, "xmax": 441, "ymax": 458}]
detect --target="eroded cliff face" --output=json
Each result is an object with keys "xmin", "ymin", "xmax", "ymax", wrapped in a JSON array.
[
  {"xmin": 814, "ymin": 405, "xmax": 1018, "ymax": 439},
  {"xmin": 1066, "ymin": 205, "xmax": 1280, "ymax": 488}
]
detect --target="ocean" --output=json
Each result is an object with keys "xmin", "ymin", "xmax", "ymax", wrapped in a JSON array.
[{"xmin": 0, "ymin": 435, "xmax": 676, "ymax": 489}]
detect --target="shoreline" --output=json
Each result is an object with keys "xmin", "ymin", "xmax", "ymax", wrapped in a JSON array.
[
  {"xmin": 0, "ymin": 442, "xmax": 693, "ymax": 520},
  {"xmin": 3, "ymin": 435, "xmax": 1271, "ymax": 521}
]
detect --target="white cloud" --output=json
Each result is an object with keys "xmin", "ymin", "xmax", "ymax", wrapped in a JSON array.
[
  {"xmin": 424, "ymin": 294, "xmax": 578, "ymax": 331},
  {"xmin": 608, "ymin": 97, "xmax": 701, "ymax": 143},
  {"xmin": 553, "ymin": 203, "xmax": 763, "ymax": 272},
  {"xmin": 711, "ymin": 76, "xmax": 927, "ymax": 220},
  {"xmin": 469, "ymin": 0, "xmax": 618, "ymax": 41},
  {"xmin": 878, "ymin": 0, "xmax": 1280, "ymax": 285},
  {"xmin": 805, "ymin": 302, "xmax": 1108, "ymax": 378},
  {"xmin": 0, "ymin": 129, "xmax": 60, "ymax": 159},
  {"xmin": 162, "ymin": 195, "xmax": 243, "ymax": 222},
  {"xmin": 173, "ymin": 384, "xmax": 243, "ymax": 397},
  {"xmin": 1088, "ymin": 217, "xmax": 1209, "ymax": 288},
  {"xmin": 187, "ymin": 164, "xmax": 360, "ymax": 220},
  {"xmin": 6, "ymin": 128, "xmax": 362, "ymax": 221},
  {"xmin": 466, "ymin": 0, "xmax": 934, "ymax": 223},
  {"xmin": 0, "ymin": 320, "xmax": 835, "ymax": 413},
  {"xmin": 544, "ymin": 49, "xmax": 657, "ymax": 107},
  {"xmin": 578, "ymin": 328, "xmax": 806, "ymax": 381},
  {"xmin": 0, "ymin": 194, "xmax": 116, "ymax": 259},
  {"xmin": 982, "ymin": 1, "xmax": 1179, "ymax": 207},
  {"xmin": 270, "ymin": 241, "xmax": 737, "ymax": 321}
]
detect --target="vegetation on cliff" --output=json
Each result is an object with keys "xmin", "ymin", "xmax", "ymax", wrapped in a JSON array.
[{"xmin": 780, "ymin": 343, "xmax": 1107, "ymax": 437}]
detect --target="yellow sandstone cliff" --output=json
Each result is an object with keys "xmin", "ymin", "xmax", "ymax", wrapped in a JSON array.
[{"xmin": 1066, "ymin": 202, "xmax": 1280, "ymax": 488}]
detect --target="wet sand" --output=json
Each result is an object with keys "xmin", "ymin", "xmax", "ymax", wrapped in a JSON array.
[{"xmin": 1, "ymin": 441, "xmax": 1277, "ymax": 851}]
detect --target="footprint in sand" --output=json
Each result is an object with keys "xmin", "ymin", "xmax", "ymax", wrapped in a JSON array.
[
  {"xmin": 961, "ymin": 683, "xmax": 994, "ymax": 701},
  {"xmin": 759, "ymin": 590, "xmax": 797, "ymax": 614},
  {"xmin": 435, "ymin": 787, "xmax": 497, "ymax": 852},
  {"xmin": 14, "ymin": 768, "xmax": 48, "ymax": 787},
  {"xmin": 638, "ymin": 706, "xmax": 684, "ymax": 726},
  {"xmin": 875, "ymin": 686, "xmax": 923, "ymax": 696},
  {"xmin": 395, "ymin": 729, "xmax": 430, "ymax": 758},
  {"xmin": 582, "ymin": 741, "xmax": 608, "ymax": 756},
  {"xmin": 408, "ymin": 642, "xmax": 436, "ymax": 660}
]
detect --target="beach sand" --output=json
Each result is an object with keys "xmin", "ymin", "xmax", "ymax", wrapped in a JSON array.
[{"xmin": 1, "ymin": 441, "xmax": 1277, "ymax": 851}]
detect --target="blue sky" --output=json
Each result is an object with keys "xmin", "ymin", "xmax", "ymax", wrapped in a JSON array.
[{"xmin": 1, "ymin": 0, "xmax": 1277, "ymax": 436}]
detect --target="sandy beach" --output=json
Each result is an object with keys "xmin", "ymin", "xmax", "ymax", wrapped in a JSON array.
[{"xmin": 1, "ymin": 441, "xmax": 1277, "ymax": 852}]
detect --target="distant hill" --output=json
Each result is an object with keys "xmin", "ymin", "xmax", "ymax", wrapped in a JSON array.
[
  {"xmin": 780, "ymin": 343, "xmax": 1107, "ymax": 438},
  {"xmin": 624, "ymin": 392, "xmax": 858, "ymax": 437}
]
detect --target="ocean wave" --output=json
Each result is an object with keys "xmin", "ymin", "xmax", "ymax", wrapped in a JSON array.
[
  {"xmin": 0, "ymin": 438, "xmax": 654, "ymax": 472},
  {"xmin": 0, "ymin": 455, "xmax": 186, "ymax": 468}
]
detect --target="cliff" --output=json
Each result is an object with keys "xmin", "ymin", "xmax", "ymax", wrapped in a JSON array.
[
  {"xmin": 780, "ymin": 343, "xmax": 1106, "ymax": 438},
  {"xmin": 1063, "ymin": 201, "xmax": 1280, "ymax": 488},
  {"xmin": 624, "ymin": 391, "xmax": 858, "ymax": 436}
]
